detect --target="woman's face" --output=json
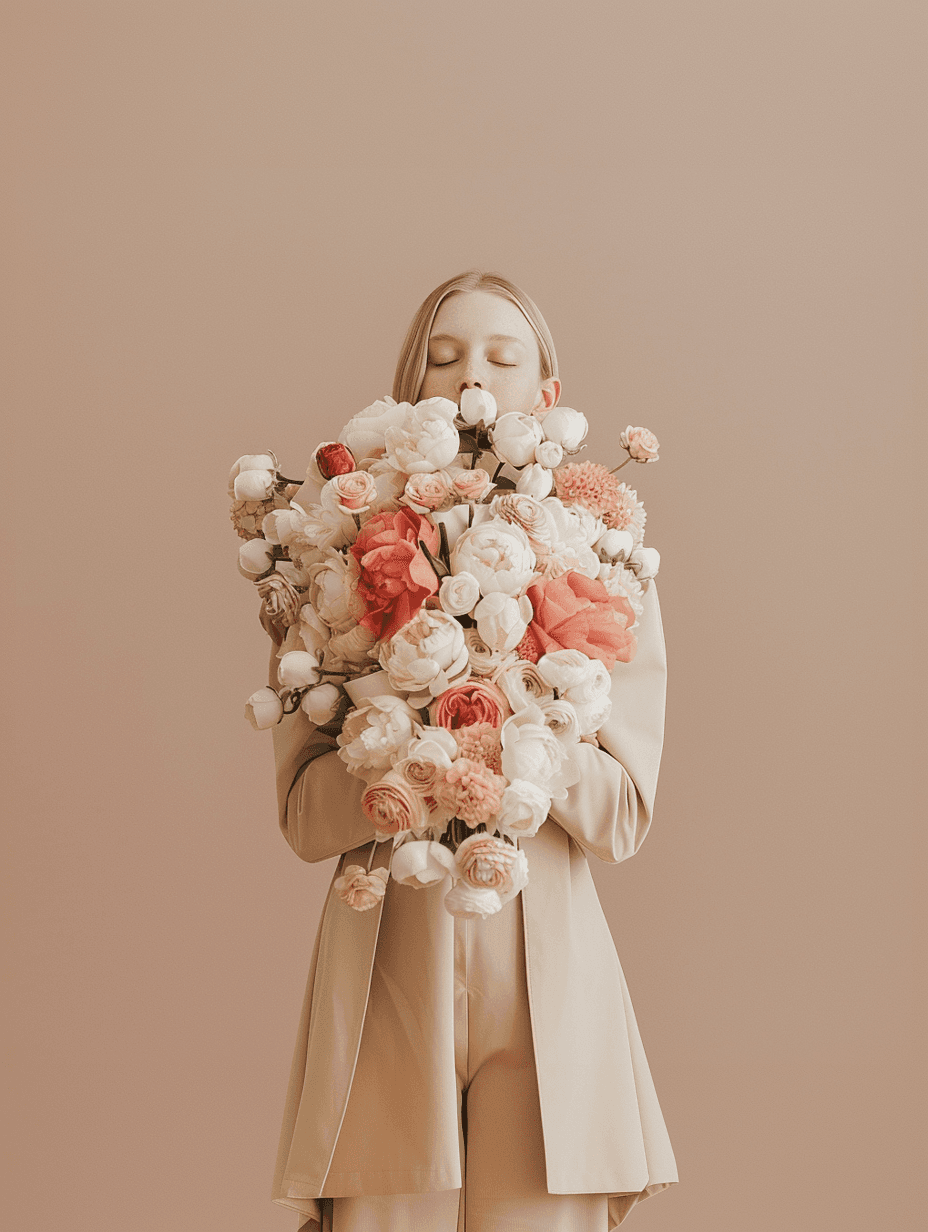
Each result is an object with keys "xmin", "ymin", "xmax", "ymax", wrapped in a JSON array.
[{"xmin": 418, "ymin": 290, "xmax": 560, "ymax": 416}]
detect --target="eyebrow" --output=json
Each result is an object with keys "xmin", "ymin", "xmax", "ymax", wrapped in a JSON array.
[{"xmin": 428, "ymin": 334, "xmax": 527, "ymax": 346}]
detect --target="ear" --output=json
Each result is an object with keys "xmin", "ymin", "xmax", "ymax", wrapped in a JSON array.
[{"xmin": 533, "ymin": 378, "xmax": 561, "ymax": 412}]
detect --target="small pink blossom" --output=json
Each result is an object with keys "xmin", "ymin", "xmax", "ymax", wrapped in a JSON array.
[
  {"xmin": 333, "ymin": 864, "xmax": 389, "ymax": 911},
  {"xmin": 433, "ymin": 758, "xmax": 506, "ymax": 829}
]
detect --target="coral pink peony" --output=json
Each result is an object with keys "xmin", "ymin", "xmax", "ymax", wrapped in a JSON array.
[
  {"xmin": 433, "ymin": 759, "xmax": 507, "ymax": 829},
  {"xmin": 520, "ymin": 570, "xmax": 637, "ymax": 670},
  {"xmin": 430, "ymin": 679, "xmax": 510, "ymax": 731},
  {"xmin": 350, "ymin": 507, "xmax": 440, "ymax": 641}
]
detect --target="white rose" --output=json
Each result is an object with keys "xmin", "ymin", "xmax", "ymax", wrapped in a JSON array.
[
  {"xmin": 233, "ymin": 469, "xmax": 276, "ymax": 501},
  {"xmin": 244, "ymin": 686, "xmax": 283, "ymax": 730},
  {"xmin": 402, "ymin": 470, "xmax": 455, "ymax": 514},
  {"xmin": 496, "ymin": 661, "xmax": 554, "ymax": 712},
  {"xmin": 320, "ymin": 471, "xmax": 378, "ymax": 515},
  {"xmin": 594, "ymin": 528, "xmax": 634, "ymax": 562},
  {"xmin": 500, "ymin": 704, "xmax": 580, "ymax": 799},
  {"xmin": 238, "ymin": 538, "xmax": 275, "ymax": 579},
  {"xmin": 534, "ymin": 439, "xmax": 563, "ymax": 468},
  {"xmin": 228, "ymin": 453, "xmax": 277, "ymax": 495},
  {"xmin": 339, "ymin": 397, "xmax": 410, "ymax": 461},
  {"xmin": 262, "ymin": 504, "xmax": 307, "ymax": 546},
  {"xmin": 490, "ymin": 412, "xmax": 544, "ymax": 467},
  {"xmin": 443, "ymin": 881, "xmax": 503, "ymax": 919},
  {"xmin": 463, "ymin": 628, "xmax": 519, "ymax": 677},
  {"xmin": 379, "ymin": 609, "xmax": 470, "ymax": 707},
  {"xmin": 628, "ymin": 546, "xmax": 660, "ymax": 579},
  {"xmin": 391, "ymin": 840, "xmax": 458, "ymax": 887},
  {"xmin": 439, "ymin": 571, "xmax": 480, "ymax": 616},
  {"xmin": 336, "ymin": 695, "xmax": 424, "ymax": 780},
  {"xmin": 450, "ymin": 519, "xmax": 536, "ymax": 596},
  {"xmin": 496, "ymin": 779, "xmax": 551, "ymax": 840},
  {"xmin": 459, "ymin": 388, "xmax": 498, "ymax": 427},
  {"xmin": 384, "ymin": 398, "xmax": 461, "ymax": 473},
  {"xmin": 301, "ymin": 682, "xmax": 342, "ymax": 725},
  {"xmin": 473, "ymin": 592, "xmax": 533, "ymax": 653},
  {"xmin": 515, "ymin": 463, "xmax": 554, "ymax": 499},
  {"xmin": 539, "ymin": 407, "xmax": 588, "ymax": 451},
  {"xmin": 277, "ymin": 650, "xmax": 321, "ymax": 689}
]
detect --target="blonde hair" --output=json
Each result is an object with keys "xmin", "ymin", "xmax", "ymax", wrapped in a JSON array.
[{"xmin": 392, "ymin": 270, "xmax": 559, "ymax": 405}]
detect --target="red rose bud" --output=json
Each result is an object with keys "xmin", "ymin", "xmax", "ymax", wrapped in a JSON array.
[{"xmin": 310, "ymin": 441, "xmax": 356, "ymax": 483}]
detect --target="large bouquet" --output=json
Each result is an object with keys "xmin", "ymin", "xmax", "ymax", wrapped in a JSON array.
[{"xmin": 230, "ymin": 391, "xmax": 661, "ymax": 919}]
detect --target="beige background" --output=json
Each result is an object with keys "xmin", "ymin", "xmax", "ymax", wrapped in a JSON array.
[{"xmin": 4, "ymin": 3, "xmax": 925, "ymax": 1230}]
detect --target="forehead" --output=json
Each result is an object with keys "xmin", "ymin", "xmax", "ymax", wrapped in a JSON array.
[{"xmin": 428, "ymin": 290, "xmax": 536, "ymax": 347}]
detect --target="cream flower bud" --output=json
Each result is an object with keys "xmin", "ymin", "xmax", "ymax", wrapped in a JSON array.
[
  {"xmin": 245, "ymin": 686, "xmax": 283, "ymax": 730},
  {"xmin": 473, "ymin": 592, "xmax": 533, "ymax": 653},
  {"xmin": 490, "ymin": 413, "xmax": 545, "ymax": 467},
  {"xmin": 391, "ymin": 840, "xmax": 458, "ymax": 887},
  {"xmin": 515, "ymin": 463, "xmax": 554, "ymax": 499},
  {"xmin": 439, "ymin": 571, "xmax": 481, "ymax": 617},
  {"xmin": 238, "ymin": 538, "xmax": 275, "ymax": 578},
  {"xmin": 301, "ymin": 682, "xmax": 342, "ymax": 725},
  {"xmin": 540, "ymin": 407, "xmax": 588, "ymax": 451},
  {"xmin": 534, "ymin": 439, "xmax": 563, "ymax": 468},
  {"xmin": 277, "ymin": 650, "xmax": 321, "ymax": 689},
  {"xmin": 594, "ymin": 528, "xmax": 635, "ymax": 562},
  {"xmin": 459, "ymin": 388, "xmax": 498, "ymax": 427},
  {"xmin": 233, "ymin": 469, "xmax": 276, "ymax": 501},
  {"xmin": 228, "ymin": 453, "xmax": 277, "ymax": 495},
  {"xmin": 628, "ymin": 546, "xmax": 660, "ymax": 579}
]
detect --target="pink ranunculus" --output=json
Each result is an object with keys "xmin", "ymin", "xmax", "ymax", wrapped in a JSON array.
[
  {"xmin": 433, "ymin": 759, "xmax": 507, "ymax": 829},
  {"xmin": 620, "ymin": 425, "xmax": 660, "ymax": 462},
  {"xmin": 349, "ymin": 507, "xmax": 441, "ymax": 642},
  {"xmin": 519, "ymin": 570, "xmax": 637, "ymax": 670},
  {"xmin": 333, "ymin": 864, "xmax": 389, "ymax": 911},
  {"xmin": 429, "ymin": 678, "xmax": 510, "ymax": 731},
  {"xmin": 455, "ymin": 832, "xmax": 524, "ymax": 894},
  {"xmin": 361, "ymin": 771, "xmax": 430, "ymax": 837}
]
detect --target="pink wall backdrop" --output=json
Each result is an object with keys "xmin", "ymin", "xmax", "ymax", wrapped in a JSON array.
[{"xmin": 4, "ymin": 3, "xmax": 925, "ymax": 1230}]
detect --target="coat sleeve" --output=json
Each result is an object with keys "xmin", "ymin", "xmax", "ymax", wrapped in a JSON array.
[
  {"xmin": 266, "ymin": 637, "xmax": 377, "ymax": 864},
  {"xmin": 545, "ymin": 576, "xmax": 668, "ymax": 864}
]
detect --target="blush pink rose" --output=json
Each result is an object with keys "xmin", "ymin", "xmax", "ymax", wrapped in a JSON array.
[
  {"xmin": 518, "ymin": 570, "xmax": 637, "ymax": 670},
  {"xmin": 429, "ymin": 678, "xmax": 510, "ymax": 731},
  {"xmin": 333, "ymin": 864, "xmax": 389, "ymax": 911},
  {"xmin": 350, "ymin": 507, "xmax": 441, "ymax": 642},
  {"xmin": 361, "ymin": 771, "xmax": 430, "ymax": 836},
  {"xmin": 324, "ymin": 470, "xmax": 378, "ymax": 512}
]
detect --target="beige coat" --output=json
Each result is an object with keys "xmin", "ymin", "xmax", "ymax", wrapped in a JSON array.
[{"xmin": 267, "ymin": 580, "xmax": 678, "ymax": 1230}]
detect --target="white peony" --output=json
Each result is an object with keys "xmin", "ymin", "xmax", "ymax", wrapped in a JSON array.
[
  {"xmin": 593, "ymin": 528, "xmax": 634, "ymax": 562},
  {"xmin": 496, "ymin": 779, "xmax": 552, "ymax": 839},
  {"xmin": 228, "ymin": 453, "xmax": 277, "ymax": 495},
  {"xmin": 534, "ymin": 439, "xmax": 563, "ymax": 468},
  {"xmin": 459, "ymin": 388, "xmax": 498, "ymax": 427},
  {"xmin": 538, "ymin": 407, "xmax": 588, "ymax": 451},
  {"xmin": 384, "ymin": 397, "xmax": 461, "ymax": 473},
  {"xmin": 301, "ymin": 682, "xmax": 342, "ymax": 725},
  {"xmin": 473, "ymin": 592, "xmax": 533, "ymax": 653},
  {"xmin": 336, "ymin": 695, "xmax": 424, "ymax": 781},
  {"xmin": 443, "ymin": 881, "xmax": 503, "ymax": 919},
  {"xmin": 277, "ymin": 650, "xmax": 322, "ymax": 689},
  {"xmin": 379, "ymin": 609, "xmax": 470, "ymax": 707},
  {"xmin": 438, "ymin": 571, "xmax": 481, "ymax": 617},
  {"xmin": 490, "ymin": 412, "xmax": 545, "ymax": 467},
  {"xmin": 238, "ymin": 538, "xmax": 275, "ymax": 579},
  {"xmin": 233, "ymin": 470, "xmax": 276, "ymax": 501},
  {"xmin": 629, "ymin": 546, "xmax": 660, "ymax": 579},
  {"xmin": 515, "ymin": 463, "xmax": 554, "ymax": 499},
  {"xmin": 307, "ymin": 550, "xmax": 354, "ymax": 633},
  {"xmin": 500, "ymin": 705, "xmax": 580, "ymax": 799},
  {"xmin": 339, "ymin": 397, "xmax": 411, "ymax": 461},
  {"xmin": 244, "ymin": 686, "xmax": 283, "ymax": 730},
  {"xmin": 450, "ymin": 518, "xmax": 536, "ymax": 597},
  {"xmin": 391, "ymin": 840, "xmax": 458, "ymax": 887}
]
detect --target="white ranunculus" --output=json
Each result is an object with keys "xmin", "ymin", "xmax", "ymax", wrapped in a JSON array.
[
  {"xmin": 628, "ymin": 546, "xmax": 660, "ymax": 579},
  {"xmin": 515, "ymin": 463, "xmax": 554, "ymax": 499},
  {"xmin": 496, "ymin": 661, "xmax": 554, "ymax": 713},
  {"xmin": 490, "ymin": 412, "xmax": 545, "ymax": 467},
  {"xmin": 538, "ymin": 697, "xmax": 582, "ymax": 744},
  {"xmin": 459, "ymin": 388, "xmax": 498, "ymax": 427},
  {"xmin": 391, "ymin": 840, "xmax": 458, "ymax": 887},
  {"xmin": 536, "ymin": 648, "xmax": 600, "ymax": 694},
  {"xmin": 233, "ymin": 469, "xmax": 276, "ymax": 501},
  {"xmin": 500, "ymin": 704, "xmax": 580, "ymax": 799},
  {"xmin": 301, "ymin": 682, "xmax": 342, "ymax": 725},
  {"xmin": 439, "ymin": 571, "xmax": 480, "ymax": 617},
  {"xmin": 534, "ymin": 439, "xmax": 563, "ymax": 468},
  {"xmin": 450, "ymin": 518, "xmax": 536, "ymax": 597},
  {"xmin": 336, "ymin": 695, "xmax": 424, "ymax": 781},
  {"xmin": 307, "ymin": 550, "xmax": 354, "ymax": 633},
  {"xmin": 379, "ymin": 609, "xmax": 470, "ymax": 707},
  {"xmin": 473, "ymin": 592, "xmax": 533, "ymax": 653},
  {"xmin": 489, "ymin": 493, "xmax": 556, "ymax": 553},
  {"xmin": 539, "ymin": 407, "xmax": 588, "ymax": 451},
  {"xmin": 277, "ymin": 650, "xmax": 321, "ymax": 689},
  {"xmin": 238, "ymin": 538, "xmax": 275, "ymax": 579},
  {"xmin": 244, "ymin": 686, "xmax": 283, "ymax": 730},
  {"xmin": 594, "ymin": 528, "xmax": 634, "ymax": 562},
  {"xmin": 463, "ymin": 628, "xmax": 519, "ymax": 678},
  {"xmin": 384, "ymin": 398, "xmax": 461, "ymax": 473},
  {"xmin": 443, "ymin": 881, "xmax": 503, "ymax": 919},
  {"xmin": 339, "ymin": 397, "xmax": 410, "ymax": 461},
  {"xmin": 496, "ymin": 780, "xmax": 552, "ymax": 839},
  {"xmin": 571, "ymin": 694, "xmax": 612, "ymax": 737},
  {"xmin": 228, "ymin": 453, "xmax": 277, "ymax": 495}
]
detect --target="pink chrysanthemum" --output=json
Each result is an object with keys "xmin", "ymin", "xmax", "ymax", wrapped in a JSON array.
[
  {"xmin": 453, "ymin": 723, "xmax": 503, "ymax": 774},
  {"xmin": 434, "ymin": 758, "xmax": 506, "ymax": 829},
  {"xmin": 553, "ymin": 463, "xmax": 647, "ymax": 540}
]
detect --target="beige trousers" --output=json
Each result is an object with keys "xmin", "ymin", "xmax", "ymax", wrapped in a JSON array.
[{"xmin": 318, "ymin": 890, "xmax": 610, "ymax": 1232}]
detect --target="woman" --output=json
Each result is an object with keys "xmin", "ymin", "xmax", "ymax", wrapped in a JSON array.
[{"xmin": 267, "ymin": 271, "xmax": 678, "ymax": 1231}]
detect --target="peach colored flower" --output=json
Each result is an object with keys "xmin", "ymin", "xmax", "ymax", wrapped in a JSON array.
[
  {"xmin": 401, "ymin": 470, "xmax": 455, "ymax": 514},
  {"xmin": 450, "ymin": 467, "xmax": 495, "ymax": 502},
  {"xmin": 333, "ymin": 865, "xmax": 389, "ymax": 911},
  {"xmin": 361, "ymin": 771, "xmax": 431, "ymax": 837},
  {"xmin": 350, "ymin": 507, "xmax": 440, "ymax": 642},
  {"xmin": 433, "ymin": 759, "xmax": 507, "ymax": 828},
  {"xmin": 453, "ymin": 723, "xmax": 503, "ymax": 774},
  {"xmin": 322, "ymin": 470, "xmax": 378, "ymax": 514},
  {"xmin": 430, "ymin": 678, "xmax": 510, "ymax": 731},
  {"xmin": 455, "ymin": 832, "xmax": 526, "ymax": 897},
  {"xmin": 620, "ymin": 425, "xmax": 660, "ymax": 462},
  {"xmin": 518, "ymin": 570, "xmax": 637, "ymax": 670}
]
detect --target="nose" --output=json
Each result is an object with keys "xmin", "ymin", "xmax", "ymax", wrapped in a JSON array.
[{"xmin": 459, "ymin": 376, "xmax": 483, "ymax": 391}]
